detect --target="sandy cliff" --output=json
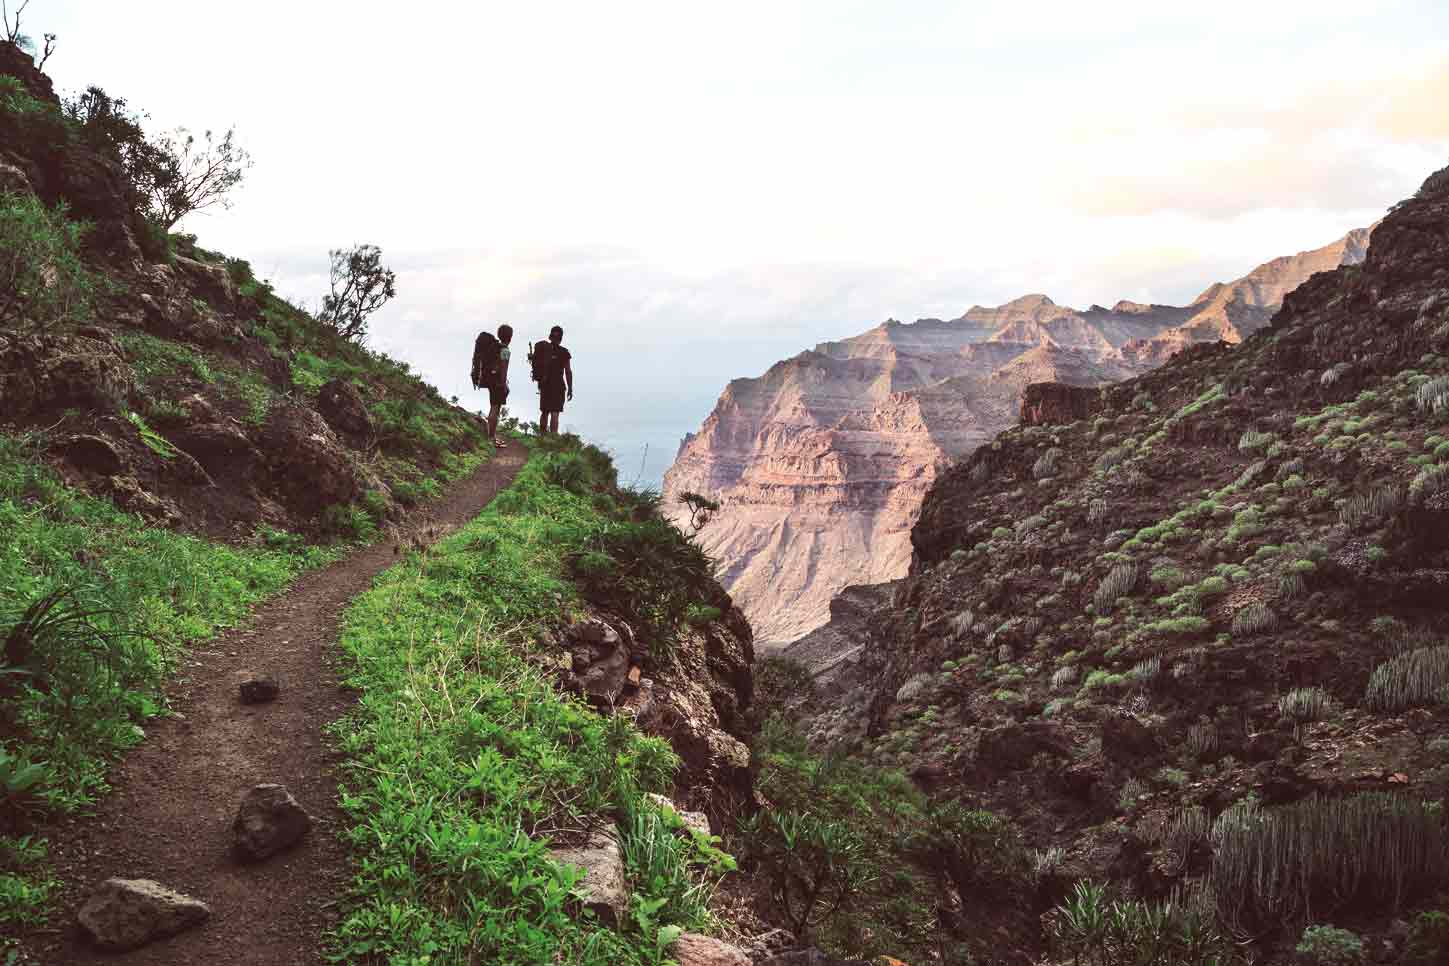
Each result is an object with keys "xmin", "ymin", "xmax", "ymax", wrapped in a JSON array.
[{"xmin": 664, "ymin": 229, "xmax": 1369, "ymax": 646}]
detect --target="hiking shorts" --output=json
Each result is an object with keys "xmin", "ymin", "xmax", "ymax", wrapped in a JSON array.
[
  {"xmin": 540, "ymin": 380, "xmax": 566, "ymax": 414},
  {"xmin": 488, "ymin": 382, "xmax": 509, "ymax": 407}
]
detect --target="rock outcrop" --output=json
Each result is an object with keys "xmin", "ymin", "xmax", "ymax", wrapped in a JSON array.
[{"xmin": 664, "ymin": 230, "xmax": 1370, "ymax": 646}]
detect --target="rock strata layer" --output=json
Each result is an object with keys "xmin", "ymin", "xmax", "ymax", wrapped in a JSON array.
[{"xmin": 664, "ymin": 229, "xmax": 1371, "ymax": 645}]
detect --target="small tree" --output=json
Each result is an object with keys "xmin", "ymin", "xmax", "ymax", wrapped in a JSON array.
[
  {"xmin": 319, "ymin": 244, "xmax": 397, "ymax": 342},
  {"xmin": 146, "ymin": 127, "xmax": 252, "ymax": 229},
  {"xmin": 678, "ymin": 490, "xmax": 719, "ymax": 532},
  {"xmin": 3, "ymin": 0, "xmax": 30, "ymax": 44}
]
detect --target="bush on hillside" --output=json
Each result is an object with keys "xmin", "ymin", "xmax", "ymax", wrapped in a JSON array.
[
  {"xmin": 0, "ymin": 191, "xmax": 96, "ymax": 328},
  {"xmin": 1212, "ymin": 793, "xmax": 1449, "ymax": 929},
  {"xmin": 319, "ymin": 243, "xmax": 396, "ymax": 342}
]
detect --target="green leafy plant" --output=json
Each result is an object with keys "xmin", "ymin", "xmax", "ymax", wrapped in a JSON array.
[
  {"xmin": 0, "ymin": 192, "xmax": 96, "ymax": 328},
  {"xmin": 1295, "ymin": 924, "xmax": 1364, "ymax": 965}
]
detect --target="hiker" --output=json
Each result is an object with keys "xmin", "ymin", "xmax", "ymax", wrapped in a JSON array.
[
  {"xmin": 528, "ymin": 325, "xmax": 573, "ymax": 435},
  {"xmin": 471, "ymin": 323, "xmax": 513, "ymax": 448}
]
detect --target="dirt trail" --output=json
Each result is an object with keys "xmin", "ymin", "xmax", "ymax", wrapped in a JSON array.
[{"xmin": 30, "ymin": 449, "xmax": 527, "ymax": 965}]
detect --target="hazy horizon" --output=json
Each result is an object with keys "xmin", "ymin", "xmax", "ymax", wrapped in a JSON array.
[{"xmin": 27, "ymin": 1, "xmax": 1449, "ymax": 485}]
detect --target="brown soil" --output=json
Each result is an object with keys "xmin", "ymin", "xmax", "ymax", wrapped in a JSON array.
[{"xmin": 25, "ymin": 449, "xmax": 527, "ymax": 965}]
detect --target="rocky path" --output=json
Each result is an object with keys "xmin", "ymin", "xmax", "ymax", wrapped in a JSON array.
[{"xmin": 27, "ymin": 450, "xmax": 527, "ymax": 965}]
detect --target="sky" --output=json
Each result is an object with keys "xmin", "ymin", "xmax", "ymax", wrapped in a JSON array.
[{"xmin": 28, "ymin": 0, "xmax": 1449, "ymax": 484}]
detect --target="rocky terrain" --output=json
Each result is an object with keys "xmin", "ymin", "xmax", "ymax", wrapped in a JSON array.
[
  {"xmin": 665, "ymin": 228, "xmax": 1372, "ymax": 646},
  {"xmin": 767, "ymin": 163, "xmax": 1449, "ymax": 963}
]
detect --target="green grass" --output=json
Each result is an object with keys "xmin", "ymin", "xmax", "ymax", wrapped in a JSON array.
[
  {"xmin": 327, "ymin": 440, "xmax": 726, "ymax": 964},
  {"xmin": 0, "ymin": 433, "xmax": 335, "ymax": 928}
]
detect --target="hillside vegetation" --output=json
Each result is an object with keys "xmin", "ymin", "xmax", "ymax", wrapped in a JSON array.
[
  {"xmin": 0, "ymin": 34, "xmax": 784, "ymax": 966},
  {"xmin": 769, "ymin": 164, "xmax": 1449, "ymax": 964}
]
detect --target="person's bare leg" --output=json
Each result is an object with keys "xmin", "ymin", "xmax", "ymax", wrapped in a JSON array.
[
  {"xmin": 548, "ymin": 412, "xmax": 560, "ymax": 434},
  {"xmin": 539, "ymin": 410, "xmax": 548, "ymax": 435},
  {"xmin": 488, "ymin": 404, "xmax": 500, "ymax": 443}
]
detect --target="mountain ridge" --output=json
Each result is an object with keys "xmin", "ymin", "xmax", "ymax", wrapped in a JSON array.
[{"xmin": 665, "ymin": 226, "xmax": 1371, "ymax": 644}]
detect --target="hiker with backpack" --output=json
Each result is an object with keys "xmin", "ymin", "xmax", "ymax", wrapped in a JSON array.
[
  {"xmin": 471, "ymin": 323, "xmax": 514, "ymax": 448},
  {"xmin": 528, "ymin": 325, "xmax": 573, "ymax": 435}
]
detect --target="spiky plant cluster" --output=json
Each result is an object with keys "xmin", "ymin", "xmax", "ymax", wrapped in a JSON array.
[
  {"xmin": 1186, "ymin": 721, "xmax": 1218, "ymax": 758},
  {"xmin": 1095, "ymin": 446, "xmax": 1128, "ymax": 473},
  {"xmin": 1279, "ymin": 572, "xmax": 1306, "ymax": 600},
  {"xmin": 1238, "ymin": 430, "xmax": 1276, "ymax": 452},
  {"xmin": 1417, "ymin": 375, "xmax": 1449, "ymax": 414},
  {"xmin": 1094, "ymin": 563, "xmax": 1139, "ymax": 613},
  {"xmin": 1154, "ymin": 806, "xmax": 1212, "ymax": 877},
  {"xmin": 1410, "ymin": 464, "xmax": 1449, "ymax": 505},
  {"xmin": 1118, "ymin": 777, "xmax": 1148, "ymax": 811},
  {"xmin": 1051, "ymin": 665, "xmax": 1079, "ymax": 691},
  {"xmin": 1033, "ymin": 846, "xmax": 1066, "ymax": 881},
  {"xmin": 1278, "ymin": 686, "xmax": 1336, "ymax": 723},
  {"xmin": 1364, "ymin": 645, "xmax": 1449, "ymax": 711},
  {"xmin": 1211, "ymin": 792, "xmax": 1449, "ymax": 928},
  {"xmin": 1340, "ymin": 483, "xmax": 1405, "ymax": 531},
  {"xmin": 997, "ymin": 643, "xmax": 1014, "ymax": 665},
  {"xmin": 1231, "ymin": 602, "xmax": 1277, "ymax": 637},
  {"xmin": 969, "ymin": 459, "xmax": 992, "ymax": 484},
  {"xmin": 1087, "ymin": 497, "xmax": 1110, "ymax": 525},
  {"xmin": 1129, "ymin": 656, "xmax": 1162, "ymax": 686},
  {"xmin": 949, "ymin": 608, "xmax": 974, "ymax": 638},
  {"xmin": 1033, "ymin": 447, "xmax": 1063, "ymax": 480}
]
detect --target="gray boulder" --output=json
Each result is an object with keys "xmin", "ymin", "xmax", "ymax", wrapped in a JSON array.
[
  {"xmin": 232, "ymin": 783, "xmax": 313, "ymax": 861},
  {"xmin": 550, "ymin": 827, "xmax": 628, "ymax": 926},
  {"xmin": 77, "ymin": 878, "xmax": 211, "ymax": 951}
]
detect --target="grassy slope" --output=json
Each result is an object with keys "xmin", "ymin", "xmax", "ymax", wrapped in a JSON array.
[
  {"xmin": 328, "ymin": 437, "xmax": 735, "ymax": 964},
  {"xmin": 0, "ymin": 434, "xmax": 336, "ymax": 928}
]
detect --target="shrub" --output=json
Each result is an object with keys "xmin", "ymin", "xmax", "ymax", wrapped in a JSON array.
[
  {"xmin": 1049, "ymin": 880, "xmax": 1239, "ymax": 966},
  {"xmin": 1230, "ymin": 602, "xmax": 1276, "ymax": 637},
  {"xmin": 1094, "ymin": 563, "xmax": 1138, "ymax": 613},
  {"xmin": 1142, "ymin": 616, "xmax": 1211, "ymax": 637},
  {"xmin": 1033, "ymin": 447, "xmax": 1062, "ymax": 479},
  {"xmin": 1364, "ymin": 645, "xmax": 1449, "ymax": 711},
  {"xmin": 319, "ymin": 243, "xmax": 397, "ymax": 342},
  {"xmin": 1417, "ymin": 375, "xmax": 1449, "ymax": 415},
  {"xmin": 1051, "ymin": 665, "xmax": 1079, "ymax": 690},
  {"xmin": 1279, "ymin": 687, "xmax": 1335, "ymax": 722},
  {"xmin": 1212, "ymin": 793, "xmax": 1449, "ymax": 928},
  {"xmin": 1239, "ymin": 429, "xmax": 1276, "ymax": 452},
  {"xmin": 1295, "ymin": 925, "xmax": 1364, "ymax": 965},
  {"xmin": 0, "ymin": 191, "xmax": 97, "ymax": 328},
  {"xmin": 1406, "ymin": 909, "xmax": 1449, "ymax": 966},
  {"xmin": 1340, "ymin": 483, "xmax": 1405, "ymax": 531}
]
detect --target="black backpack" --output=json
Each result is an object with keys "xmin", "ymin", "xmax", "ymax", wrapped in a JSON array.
[
  {"xmin": 529, "ymin": 340, "xmax": 564, "ymax": 383},
  {"xmin": 471, "ymin": 331, "xmax": 501, "ymax": 388}
]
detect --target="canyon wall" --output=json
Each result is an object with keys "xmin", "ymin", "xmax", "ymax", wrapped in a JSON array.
[{"xmin": 663, "ymin": 228, "xmax": 1371, "ymax": 646}]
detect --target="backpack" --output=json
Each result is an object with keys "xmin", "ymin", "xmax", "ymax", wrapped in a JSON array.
[
  {"xmin": 471, "ymin": 331, "xmax": 501, "ymax": 388},
  {"xmin": 529, "ymin": 340, "xmax": 564, "ymax": 384}
]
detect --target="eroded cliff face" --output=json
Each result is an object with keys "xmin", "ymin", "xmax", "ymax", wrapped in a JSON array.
[{"xmin": 664, "ymin": 229, "xmax": 1370, "ymax": 646}]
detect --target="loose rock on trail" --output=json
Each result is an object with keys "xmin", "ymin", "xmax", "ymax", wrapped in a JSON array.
[{"xmin": 28, "ymin": 450, "xmax": 525, "ymax": 965}]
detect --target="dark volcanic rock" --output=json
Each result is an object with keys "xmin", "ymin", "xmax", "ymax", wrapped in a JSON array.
[
  {"xmin": 0, "ymin": 331, "xmax": 132, "ymax": 418},
  {"xmin": 317, "ymin": 378, "xmax": 373, "ymax": 438},
  {"xmin": 237, "ymin": 672, "xmax": 280, "ymax": 704},
  {"xmin": 232, "ymin": 783, "xmax": 313, "ymax": 861},
  {"xmin": 170, "ymin": 422, "xmax": 262, "ymax": 478},
  {"xmin": 259, "ymin": 402, "xmax": 362, "ymax": 516},
  {"xmin": 57, "ymin": 434, "xmax": 125, "ymax": 475},
  {"xmin": 77, "ymin": 878, "xmax": 211, "ymax": 951}
]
